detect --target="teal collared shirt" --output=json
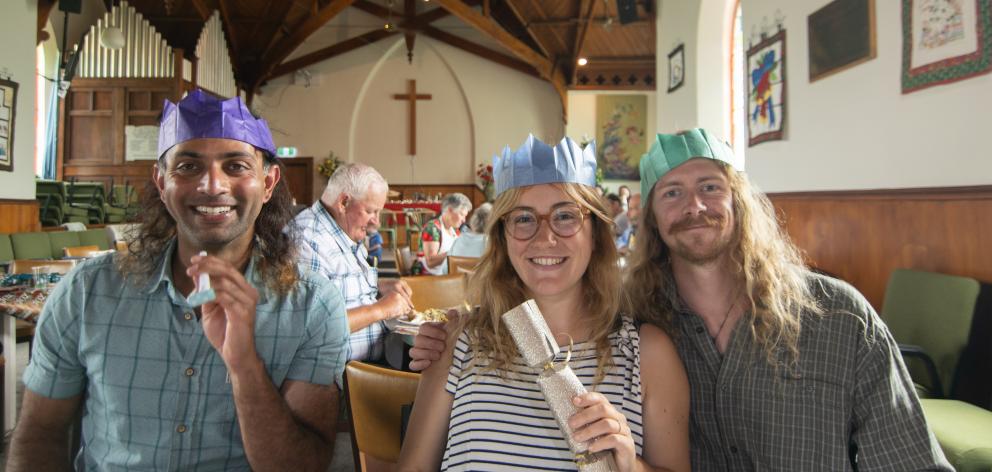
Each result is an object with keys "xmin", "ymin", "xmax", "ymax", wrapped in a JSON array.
[{"xmin": 23, "ymin": 240, "xmax": 349, "ymax": 471}]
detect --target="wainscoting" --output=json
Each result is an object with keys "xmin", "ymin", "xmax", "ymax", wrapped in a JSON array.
[
  {"xmin": 0, "ymin": 200, "xmax": 40, "ymax": 233},
  {"xmin": 769, "ymin": 186, "xmax": 992, "ymax": 310}
]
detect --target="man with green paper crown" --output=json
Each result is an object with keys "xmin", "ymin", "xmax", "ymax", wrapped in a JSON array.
[
  {"xmin": 622, "ymin": 128, "xmax": 950, "ymax": 470},
  {"xmin": 409, "ymin": 128, "xmax": 952, "ymax": 471}
]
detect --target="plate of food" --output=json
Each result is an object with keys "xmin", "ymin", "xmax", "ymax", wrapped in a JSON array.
[{"xmin": 386, "ymin": 307, "xmax": 450, "ymax": 335}]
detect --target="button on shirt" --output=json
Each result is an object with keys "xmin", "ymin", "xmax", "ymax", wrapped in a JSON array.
[
  {"xmin": 675, "ymin": 273, "xmax": 951, "ymax": 471},
  {"xmin": 23, "ymin": 242, "xmax": 350, "ymax": 471},
  {"xmin": 293, "ymin": 201, "xmax": 383, "ymax": 361}
]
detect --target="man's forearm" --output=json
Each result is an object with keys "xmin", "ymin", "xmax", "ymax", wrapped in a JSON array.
[
  {"xmin": 347, "ymin": 304, "xmax": 386, "ymax": 332},
  {"xmin": 231, "ymin": 359, "xmax": 332, "ymax": 472},
  {"xmin": 7, "ymin": 428, "xmax": 71, "ymax": 471}
]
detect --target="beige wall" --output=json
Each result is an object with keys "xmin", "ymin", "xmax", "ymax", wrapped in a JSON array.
[
  {"xmin": 0, "ymin": 0, "xmax": 39, "ymax": 200},
  {"xmin": 258, "ymin": 34, "xmax": 563, "ymax": 199},
  {"xmin": 656, "ymin": 0, "xmax": 992, "ymax": 192}
]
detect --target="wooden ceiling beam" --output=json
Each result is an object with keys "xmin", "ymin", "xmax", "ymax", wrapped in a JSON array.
[
  {"xmin": 189, "ymin": 0, "xmax": 213, "ymax": 21},
  {"xmin": 351, "ymin": 0, "xmax": 402, "ymax": 19},
  {"xmin": 269, "ymin": 28, "xmax": 396, "ymax": 79},
  {"xmin": 216, "ymin": 0, "xmax": 239, "ymax": 76},
  {"xmin": 37, "ymin": 0, "xmax": 56, "ymax": 45},
  {"xmin": 522, "ymin": 0, "xmax": 568, "ymax": 52},
  {"xmin": 254, "ymin": 0, "xmax": 355, "ymax": 89},
  {"xmin": 503, "ymin": 0, "xmax": 550, "ymax": 58},
  {"xmin": 422, "ymin": 26, "xmax": 537, "ymax": 78},
  {"xmin": 428, "ymin": 0, "xmax": 567, "ymax": 119},
  {"xmin": 570, "ymin": 0, "xmax": 597, "ymax": 84},
  {"xmin": 260, "ymin": 1, "xmax": 297, "ymax": 60},
  {"xmin": 530, "ymin": 17, "xmax": 647, "ymax": 26}
]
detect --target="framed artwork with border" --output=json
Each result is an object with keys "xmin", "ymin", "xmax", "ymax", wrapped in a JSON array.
[
  {"xmin": 902, "ymin": 0, "xmax": 992, "ymax": 93},
  {"xmin": 0, "ymin": 78, "xmax": 16, "ymax": 173},
  {"xmin": 808, "ymin": 0, "xmax": 877, "ymax": 82},
  {"xmin": 667, "ymin": 43, "xmax": 685, "ymax": 93},
  {"xmin": 746, "ymin": 29, "xmax": 787, "ymax": 147}
]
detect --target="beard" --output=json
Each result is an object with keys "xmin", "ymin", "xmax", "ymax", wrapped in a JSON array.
[{"xmin": 665, "ymin": 213, "xmax": 734, "ymax": 265}]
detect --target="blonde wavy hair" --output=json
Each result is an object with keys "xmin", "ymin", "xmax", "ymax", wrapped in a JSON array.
[
  {"xmin": 623, "ymin": 161, "xmax": 820, "ymax": 368},
  {"xmin": 460, "ymin": 182, "xmax": 621, "ymax": 382}
]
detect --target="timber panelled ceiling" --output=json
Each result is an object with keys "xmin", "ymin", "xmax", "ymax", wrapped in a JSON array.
[{"xmin": 67, "ymin": 0, "xmax": 656, "ymax": 96}]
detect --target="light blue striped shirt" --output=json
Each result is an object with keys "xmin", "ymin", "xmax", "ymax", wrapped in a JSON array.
[
  {"xmin": 23, "ymin": 241, "xmax": 349, "ymax": 471},
  {"xmin": 292, "ymin": 201, "xmax": 385, "ymax": 361}
]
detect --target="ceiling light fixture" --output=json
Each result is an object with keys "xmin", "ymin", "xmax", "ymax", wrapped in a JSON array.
[{"xmin": 577, "ymin": 57, "xmax": 588, "ymax": 66}]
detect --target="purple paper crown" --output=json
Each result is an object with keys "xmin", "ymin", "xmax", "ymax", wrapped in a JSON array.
[{"xmin": 157, "ymin": 89, "xmax": 276, "ymax": 159}]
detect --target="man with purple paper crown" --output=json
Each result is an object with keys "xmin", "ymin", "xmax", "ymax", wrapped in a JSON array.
[{"xmin": 8, "ymin": 90, "xmax": 350, "ymax": 471}]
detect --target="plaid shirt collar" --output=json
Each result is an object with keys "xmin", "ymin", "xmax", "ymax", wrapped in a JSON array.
[{"xmin": 312, "ymin": 201, "xmax": 364, "ymax": 256}]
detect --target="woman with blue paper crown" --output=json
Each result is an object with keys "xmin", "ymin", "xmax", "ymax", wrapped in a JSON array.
[{"xmin": 397, "ymin": 135, "xmax": 689, "ymax": 471}]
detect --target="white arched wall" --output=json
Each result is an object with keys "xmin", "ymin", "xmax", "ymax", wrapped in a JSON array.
[
  {"xmin": 258, "ymin": 34, "xmax": 563, "ymax": 199},
  {"xmin": 657, "ymin": 0, "xmax": 735, "ymax": 139},
  {"xmin": 351, "ymin": 39, "xmax": 474, "ymax": 184}
]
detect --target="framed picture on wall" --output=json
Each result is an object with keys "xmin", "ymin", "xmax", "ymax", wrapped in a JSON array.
[
  {"xmin": 808, "ymin": 0, "xmax": 877, "ymax": 82},
  {"xmin": 902, "ymin": 0, "xmax": 992, "ymax": 93},
  {"xmin": 0, "ymin": 78, "xmax": 17, "ymax": 173},
  {"xmin": 596, "ymin": 94, "xmax": 647, "ymax": 180},
  {"xmin": 667, "ymin": 43, "xmax": 685, "ymax": 92},
  {"xmin": 746, "ymin": 29, "xmax": 787, "ymax": 146}
]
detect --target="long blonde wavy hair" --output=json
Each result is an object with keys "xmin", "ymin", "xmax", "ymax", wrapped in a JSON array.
[
  {"xmin": 623, "ymin": 160, "xmax": 820, "ymax": 368},
  {"xmin": 461, "ymin": 182, "xmax": 622, "ymax": 382}
]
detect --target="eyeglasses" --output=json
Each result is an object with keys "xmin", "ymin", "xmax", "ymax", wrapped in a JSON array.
[{"xmin": 503, "ymin": 203, "xmax": 589, "ymax": 240}]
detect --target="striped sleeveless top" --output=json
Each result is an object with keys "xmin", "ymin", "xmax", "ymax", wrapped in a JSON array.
[{"xmin": 441, "ymin": 315, "xmax": 644, "ymax": 471}]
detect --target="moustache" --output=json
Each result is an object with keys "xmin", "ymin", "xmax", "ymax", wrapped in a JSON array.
[{"xmin": 669, "ymin": 213, "xmax": 725, "ymax": 234}]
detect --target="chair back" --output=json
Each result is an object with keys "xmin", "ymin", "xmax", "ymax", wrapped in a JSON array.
[
  {"xmin": 448, "ymin": 255, "xmax": 480, "ymax": 275},
  {"xmin": 393, "ymin": 246, "xmax": 414, "ymax": 276},
  {"xmin": 64, "ymin": 245, "xmax": 101, "ymax": 258},
  {"xmin": 881, "ymin": 269, "xmax": 980, "ymax": 398},
  {"xmin": 401, "ymin": 273, "xmax": 467, "ymax": 312},
  {"xmin": 10, "ymin": 259, "xmax": 77, "ymax": 275},
  {"xmin": 344, "ymin": 361, "xmax": 420, "ymax": 467}
]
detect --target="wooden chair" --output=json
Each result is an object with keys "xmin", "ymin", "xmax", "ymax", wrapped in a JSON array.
[
  {"xmin": 393, "ymin": 246, "xmax": 414, "ymax": 277},
  {"xmin": 401, "ymin": 273, "xmax": 467, "ymax": 312},
  {"xmin": 448, "ymin": 255, "xmax": 480, "ymax": 275},
  {"xmin": 9, "ymin": 259, "xmax": 77, "ymax": 275},
  {"xmin": 344, "ymin": 361, "xmax": 420, "ymax": 472},
  {"xmin": 63, "ymin": 245, "xmax": 101, "ymax": 258},
  {"xmin": 378, "ymin": 209, "xmax": 398, "ymax": 250}
]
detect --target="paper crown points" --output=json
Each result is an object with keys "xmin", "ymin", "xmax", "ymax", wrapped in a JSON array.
[
  {"xmin": 158, "ymin": 89, "xmax": 277, "ymax": 159},
  {"xmin": 493, "ymin": 134, "xmax": 598, "ymax": 197},
  {"xmin": 639, "ymin": 128, "xmax": 743, "ymax": 206}
]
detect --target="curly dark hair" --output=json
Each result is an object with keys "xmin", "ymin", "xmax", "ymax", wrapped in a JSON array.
[{"xmin": 117, "ymin": 159, "xmax": 299, "ymax": 295}]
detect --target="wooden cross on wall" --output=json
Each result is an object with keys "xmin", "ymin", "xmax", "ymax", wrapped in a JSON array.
[{"xmin": 392, "ymin": 79, "xmax": 432, "ymax": 155}]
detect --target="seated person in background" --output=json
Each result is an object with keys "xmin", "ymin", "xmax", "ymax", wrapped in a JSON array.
[
  {"xmin": 605, "ymin": 192, "xmax": 624, "ymax": 223},
  {"xmin": 618, "ymin": 184, "xmax": 632, "ymax": 211},
  {"xmin": 614, "ymin": 193, "xmax": 641, "ymax": 255},
  {"xmin": 8, "ymin": 90, "xmax": 350, "ymax": 471},
  {"xmin": 397, "ymin": 135, "xmax": 689, "ymax": 471},
  {"xmin": 447, "ymin": 202, "xmax": 492, "ymax": 258},
  {"xmin": 366, "ymin": 227, "xmax": 383, "ymax": 266},
  {"xmin": 412, "ymin": 193, "xmax": 472, "ymax": 275},
  {"xmin": 293, "ymin": 163, "xmax": 413, "ymax": 362}
]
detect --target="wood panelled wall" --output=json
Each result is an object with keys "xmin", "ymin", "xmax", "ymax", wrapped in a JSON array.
[
  {"xmin": 58, "ymin": 78, "xmax": 187, "ymax": 192},
  {"xmin": 0, "ymin": 200, "xmax": 41, "ymax": 233},
  {"xmin": 389, "ymin": 184, "xmax": 487, "ymax": 209},
  {"xmin": 769, "ymin": 186, "xmax": 992, "ymax": 310}
]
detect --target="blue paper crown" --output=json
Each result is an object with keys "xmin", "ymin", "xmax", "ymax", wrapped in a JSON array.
[
  {"xmin": 158, "ymin": 89, "xmax": 277, "ymax": 159},
  {"xmin": 493, "ymin": 135, "xmax": 598, "ymax": 197}
]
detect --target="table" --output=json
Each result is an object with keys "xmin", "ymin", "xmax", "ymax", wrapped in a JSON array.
[{"xmin": 384, "ymin": 202, "xmax": 441, "ymax": 226}]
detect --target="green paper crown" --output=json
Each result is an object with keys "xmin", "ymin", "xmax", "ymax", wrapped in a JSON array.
[{"xmin": 639, "ymin": 128, "xmax": 743, "ymax": 206}]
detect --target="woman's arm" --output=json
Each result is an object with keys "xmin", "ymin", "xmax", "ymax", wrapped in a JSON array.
[
  {"xmin": 421, "ymin": 240, "xmax": 447, "ymax": 269},
  {"xmin": 637, "ymin": 323, "xmax": 690, "ymax": 472},
  {"xmin": 396, "ymin": 324, "xmax": 460, "ymax": 471}
]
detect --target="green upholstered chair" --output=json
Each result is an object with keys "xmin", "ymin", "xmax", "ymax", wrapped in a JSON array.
[
  {"xmin": 922, "ymin": 399, "xmax": 992, "ymax": 472},
  {"xmin": 47, "ymin": 231, "xmax": 82, "ymax": 259},
  {"xmin": 378, "ymin": 210, "xmax": 398, "ymax": 251},
  {"xmin": 882, "ymin": 269, "xmax": 992, "ymax": 472},
  {"xmin": 11, "ymin": 232, "xmax": 54, "ymax": 260},
  {"xmin": 880, "ymin": 269, "xmax": 980, "ymax": 398},
  {"xmin": 0, "ymin": 235, "xmax": 14, "ymax": 263},
  {"xmin": 78, "ymin": 229, "xmax": 111, "ymax": 250},
  {"xmin": 64, "ymin": 181, "xmax": 107, "ymax": 224}
]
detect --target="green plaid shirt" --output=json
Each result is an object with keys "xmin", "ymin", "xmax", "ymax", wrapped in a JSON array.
[
  {"xmin": 675, "ymin": 272, "xmax": 951, "ymax": 471},
  {"xmin": 23, "ymin": 241, "xmax": 349, "ymax": 471}
]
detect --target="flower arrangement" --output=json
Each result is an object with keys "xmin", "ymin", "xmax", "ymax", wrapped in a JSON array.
[
  {"xmin": 318, "ymin": 152, "xmax": 343, "ymax": 179},
  {"xmin": 476, "ymin": 163, "xmax": 494, "ymax": 189}
]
